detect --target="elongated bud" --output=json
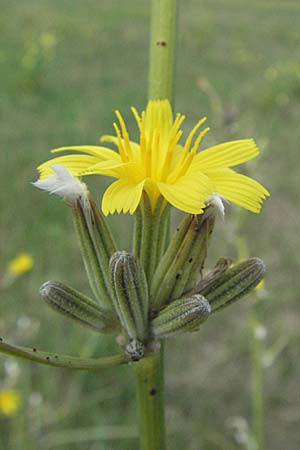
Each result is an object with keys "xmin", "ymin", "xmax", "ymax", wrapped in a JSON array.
[
  {"xmin": 190, "ymin": 257, "xmax": 232, "ymax": 295},
  {"xmin": 110, "ymin": 251, "xmax": 149, "ymax": 341},
  {"xmin": 72, "ymin": 192, "xmax": 117, "ymax": 311},
  {"xmin": 40, "ymin": 281, "xmax": 119, "ymax": 333},
  {"xmin": 34, "ymin": 165, "xmax": 117, "ymax": 311},
  {"xmin": 201, "ymin": 258, "xmax": 266, "ymax": 312},
  {"xmin": 151, "ymin": 295, "xmax": 211, "ymax": 339},
  {"xmin": 151, "ymin": 207, "xmax": 215, "ymax": 311}
]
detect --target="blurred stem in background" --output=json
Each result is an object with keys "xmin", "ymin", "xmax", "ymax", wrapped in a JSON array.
[
  {"xmin": 134, "ymin": 1, "xmax": 177, "ymax": 449},
  {"xmin": 250, "ymin": 302, "xmax": 264, "ymax": 450},
  {"xmin": 236, "ymin": 233, "xmax": 265, "ymax": 450}
]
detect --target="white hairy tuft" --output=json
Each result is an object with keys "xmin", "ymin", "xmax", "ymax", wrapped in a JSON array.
[
  {"xmin": 33, "ymin": 165, "xmax": 88, "ymax": 203},
  {"xmin": 208, "ymin": 193, "xmax": 225, "ymax": 217}
]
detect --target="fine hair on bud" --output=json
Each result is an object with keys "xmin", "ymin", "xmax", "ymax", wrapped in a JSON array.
[
  {"xmin": 110, "ymin": 251, "xmax": 149, "ymax": 341},
  {"xmin": 151, "ymin": 207, "xmax": 215, "ymax": 310},
  {"xmin": 151, "ymin": 294, "xmax": 211, "ymax": 339},
  {"xmin": 40, "ymin": 281, "xmax": 118, "ymax": 333},
  {"xmin": 201, "ymin": 257, "xmax": 266, "ymax": 312}
]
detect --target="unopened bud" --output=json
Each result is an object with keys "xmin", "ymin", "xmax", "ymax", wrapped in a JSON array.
[
  {"xmin": 190, "ymin": 257, "xmax": 232, "ymax": 295},
  {"xmin": 73, "ymin": 194, "xmax": 116, "ymax": 311},
  {"xmin": 151, "ymin": 295, "xmax": 211, "ymax": 339},
  {"xmin": 40, "ymin": 281, "xmax": 118, "ymax": 333},
  {"xmin": 151, "ymin": 207, "xmax": 215, "ymax": 310},
  {"xmin": 110, "ymin": 252, "xmax": 149, "ymax": 341},
  {"xmin": 201, "ymin": 258, "xmax": 266, "ymax": 312}
]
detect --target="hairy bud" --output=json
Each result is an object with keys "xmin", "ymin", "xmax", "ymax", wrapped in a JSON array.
[
  {"xmin": 40, "ymin": 281, "xmax": 118, "ymax": 333},
  {"xmin": 151, "ymin": 207, "xmax": 215, "ymax": 310},
  {"xmin": 201, "ymin": 257, "xmax": 266, "ymax": 312},
  {"xmin": 110, "ymin": 252, "xmax": 149, "ymax": 341},
  {"xmin": 151, "ymin": 295, "xmax": 211, "ymax": 339}
]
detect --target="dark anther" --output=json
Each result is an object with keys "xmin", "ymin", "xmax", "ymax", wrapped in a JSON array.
[
  {"xmin": 33, "ymin": 348, "xmax": 37, "ymax": 352},
  {"xmin": 188, "ymin": 258, "xmax": 193, "ymax": 263},
  {"xmin": 149, "ymin": 388, "xmax": 157, "ymax": 396}
]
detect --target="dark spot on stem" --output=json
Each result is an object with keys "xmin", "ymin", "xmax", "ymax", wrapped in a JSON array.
[
  {"xmin": 176, "ymin": 273, "xmax": 181, "ymax": 280},
  {"xmin": 156, "ymin": 41, "xmax": 167, "ymax": 47},
  {"xmin": 188, "ymin": 258, "xmax": 193, "ymax": 263},
  {"xmin": 46, "ymin": 356, "xmax": 50, "ymax": 361},
  {"xmin": 32, "ymin": 348, "xmax": 37, "ymax": 352},
  {"xmin": 149, "ymin": 388, "xmax": 157, "ymax": 396}
]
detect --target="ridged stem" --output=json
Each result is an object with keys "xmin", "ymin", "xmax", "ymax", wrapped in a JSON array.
[
  {"xmin": 135, "ymin": 1, "xmax": 178, "ymax": 449},
  {"xmin": 134, "ymin": 351, "xmax": 166, "ymax": 450}
]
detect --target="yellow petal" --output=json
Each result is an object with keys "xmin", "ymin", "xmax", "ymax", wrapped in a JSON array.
[
  {"xmin": 52, "ymin": 145, "xmax": 121, "ymax": 161},
  {"xmin": 193, "ymin": 139, "xmax": 259, "ymax": 171},
  {"xmin": 82, "ymin": 161, "xmax": 135, "ymax": 178},
  {"xmin": 102, "ymin": 179, "xmax": 145, "ymax": 215},
  {"xmin": 145, "ymin": 100, "xmax": 173, "ymax": 143},
  {"xmin": 207, "ymin": 168, "xmax": 269, "ymax": 213},
  {"xmin": 37, "ymin": 155, "xmax": 100, "ymax": 179},
  {"xmin": 100, "ymin": 135, "xmax": 140, "ymax": 158},
  {"xmin": 157, "ymin": 173, "xmax": 210, "ymax": 214}
]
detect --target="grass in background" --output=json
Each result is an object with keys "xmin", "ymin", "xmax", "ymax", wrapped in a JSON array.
[{"xmin": 1, "ymin": 0, "xmax": 299, "ymax": 448}]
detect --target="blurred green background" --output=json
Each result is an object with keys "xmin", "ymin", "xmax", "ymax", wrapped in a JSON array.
[{"xmin": 1, "ymin": 0, "xmax": 299, "ymax": 449}]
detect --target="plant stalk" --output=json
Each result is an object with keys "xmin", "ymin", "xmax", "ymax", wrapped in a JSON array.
[
  {"xmin": 148, "ymin": 0, "xmax": 177, "ymax": 101},
  {"xmin": 134, "ymin": 350, "xmax": 166, "ymax": 450}
]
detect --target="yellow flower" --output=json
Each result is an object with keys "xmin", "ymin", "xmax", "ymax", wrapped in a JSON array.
[
  {"xmin": 0, "ymin": 389, "xmax": 21, "ymax": 416},
  {"xmin": 8, "ymin": 253, "xmax": 34, "ymax": 276},
  {"xmin": 37, "ymin": 100, "xmax": 269, "ymax": 215}
]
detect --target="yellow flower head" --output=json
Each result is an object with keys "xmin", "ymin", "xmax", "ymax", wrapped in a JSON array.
[
  {"xmin": 8, "ymin": 253, "xmax": 34, "ymax": 276},
  {"xmin": 0, "ymin": 389, "xmax": 21, "ymax": 416},
  {"xmin": 37, "ymin": 100, "xmax": 269, "ymax": 215}
]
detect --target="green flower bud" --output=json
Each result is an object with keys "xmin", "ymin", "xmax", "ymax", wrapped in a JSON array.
[
  {"xmin": 110, "ymin": 251, "xmax": 149, "ymax": 341},
  {"xmin": 72, "ymin": 194, "xmax": 116, "ymax": 310},
  {"xmin": 189, "ymin": 257, "xmax": 232, "ymax": 295},
  {"xmin": 151, "ymin": 207, "xmax": 215, "ymax": 311},
  {"xmin": 201, "ymin": 257, "xmax": 266, "ymax": 312},
  {"xmin": 40, "ymin": 281, "xmax": 119, "ymax": 333},
  {"xmin": 151, "ymin": 295, "xmax": 211, "ymax": 339}
]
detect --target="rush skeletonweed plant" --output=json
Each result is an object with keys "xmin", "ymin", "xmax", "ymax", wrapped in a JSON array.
[{"xmin": 1, "ymin": 99, "xmax": 269, "ymax": 449}]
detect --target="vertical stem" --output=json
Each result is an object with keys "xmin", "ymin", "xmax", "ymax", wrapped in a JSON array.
[
  {"xmin": 250, "ymin": 305, "xmax": 264, "ymax": 450},
  {"xmin": 148, "ymin": 0, "xmax": 177, "ymax": 101},
  {"xmin": 134, "ymin": 2, "xmax": 178, "ymax": 449},
  {"xmin": 134, "ymin": 350, "xmax": 166, "ymax": 450}
]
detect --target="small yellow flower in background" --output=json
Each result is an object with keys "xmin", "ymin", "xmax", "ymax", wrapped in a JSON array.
[
  {"xmin": 37, "ymin": 100, "xmax": 269, "ymax": 215},
  {"xmin": 8, "ymin": 253, "xmax": 34, "ymax": 276},
  {"xmin": 0, "ymin": 390, "xmax": 21, "ymax": 417}
]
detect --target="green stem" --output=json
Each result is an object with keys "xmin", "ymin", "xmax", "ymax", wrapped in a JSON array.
[
  {"xmin": 148, "ymin": 0, "xmax": 177, "ymax": 101},
  {"xmin": 0, "ymin": 339, "xmax": 129, "ymax": 370},
  {"xmin": 134, "ymin": 349, "xmax": 166, "ymax": 450},
  {"xmin": 134, "ymin": 1, "xmax": 178, "ymax": 448},
  {"xmin": 250, "ymin": 305, "xmax": 264, "ymax": 450}
]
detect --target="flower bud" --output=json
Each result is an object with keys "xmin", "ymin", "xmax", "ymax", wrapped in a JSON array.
[
  {"xmin": 190, "ymin": 257, "xmax": 232, "ymax": 295},
  {"xmin": 72, "ymin": 193, "xmax": 116, "ymax": 311},
  {"xmin": 201, "ymin": 257, "xmax": 266, "ymax": 312},
  {"xmin": 151, "ymin": 207, "xmax": 215, "ymax": 310},
  {"xmin": 110, "ymin": 252, "xmax": 149, "ymax": 341},
  {"xmin": 40, "ymin": 281, "xmax": 119, "ymax": 333},
  {"xmin": 151, "ymin": 295, "xmax": 211, "ymax": 339}
]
